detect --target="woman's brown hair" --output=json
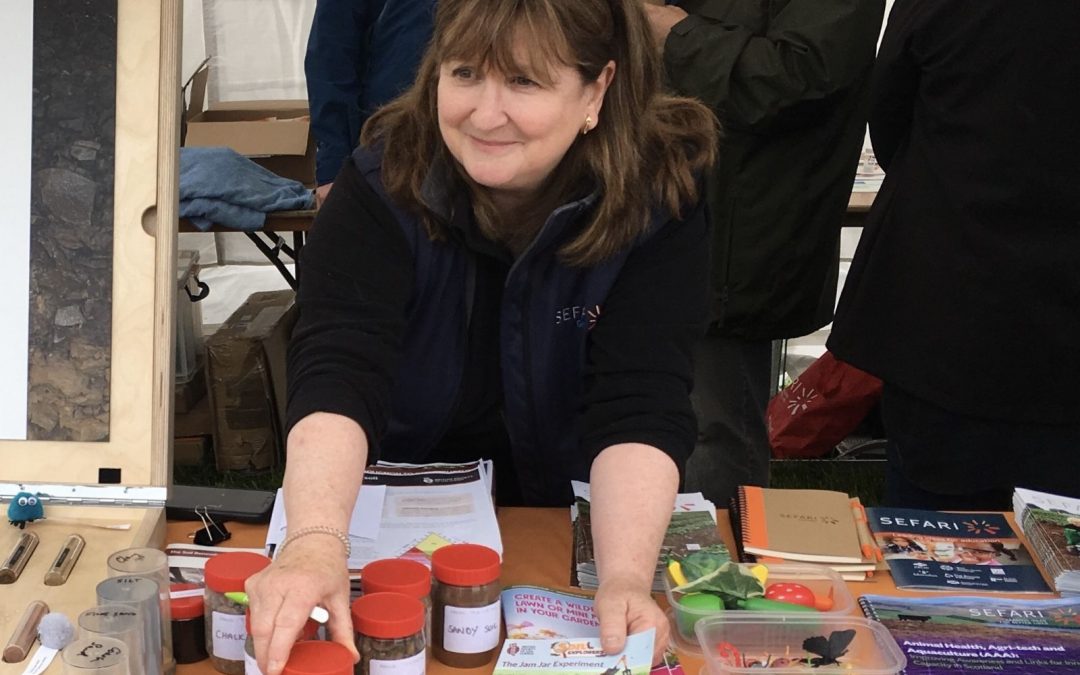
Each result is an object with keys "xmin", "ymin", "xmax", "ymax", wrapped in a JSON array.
[{"xmin": 360, "ymin": 0, "xmax": 719, "ymax": 266}]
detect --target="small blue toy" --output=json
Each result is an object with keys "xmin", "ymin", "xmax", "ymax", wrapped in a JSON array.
[{"xmin": 8, "ymin": 491, "xmax": 44, "ymax": 529}]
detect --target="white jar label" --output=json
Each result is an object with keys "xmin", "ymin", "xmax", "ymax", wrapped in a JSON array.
[
  {"xmin": 245, "ymin": 648, "xmax": 264, "ymax": 675},
  {"xmin": 371, "ymin": 649, "xmax": 426, "ymax": 675},
  {"xmin": 212, "ymin": 611, "xmax": 247, "ymax": 661},
  {"xmin": 442, "ymin": 600, "xmax": 500, "ymax": 654}
]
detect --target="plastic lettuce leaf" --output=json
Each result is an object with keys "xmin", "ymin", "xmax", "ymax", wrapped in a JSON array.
[
  {"xmin": 676, "ymin": 550, "xmax": 728, "ymax": 582},
  {"xmin": 673, "ymin": 561, "xmax": 764, "ymax": 601}
]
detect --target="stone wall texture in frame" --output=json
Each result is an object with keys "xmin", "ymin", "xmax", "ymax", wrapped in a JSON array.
[{"xmin": 27, "ymin": 0, "xmax": 118, "ymax": 441}]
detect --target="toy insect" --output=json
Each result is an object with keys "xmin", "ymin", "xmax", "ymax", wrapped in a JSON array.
[
  {"xmin": 7, "ymin": 492, "xmax": 44, "ymax": 529},
  {"xmin": 802, "ymin": 629, "xmax": 856, "ymax": 668}
]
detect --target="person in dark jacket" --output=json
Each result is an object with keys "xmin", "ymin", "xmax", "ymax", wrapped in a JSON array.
[
  {"xmin": 828, "ymin": 0, "xmax": 1080, "ymax": 509},
  {"xmin": 248, "ymin": 0, "xmax": 719, "ymax": 670},
  {"xmin": 644, "ymin": 0, "xmax": 885, "ymax": 504},
  {"xmin": 305, "ymin": 0, "xmax": 437, "ymax": 204}
]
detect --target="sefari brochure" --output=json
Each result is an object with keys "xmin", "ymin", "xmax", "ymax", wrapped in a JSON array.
[
  {"xmin": 264, "ymin": 460, "xmax": 500, "ymax": 573},
  {"xmin": 866, "ymin": 507, "xmax": 1049, "ymax": 592},
  {"xmin": 500, "ymin": 586, "xmax": 683, "ymax": 675},
  {"xmin": 859, "ymin": 594, "xmax": 1080, "ymax": 674}
]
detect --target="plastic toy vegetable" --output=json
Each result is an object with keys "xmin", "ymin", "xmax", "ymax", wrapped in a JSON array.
[{"xmin": 764, "ymin": 582, "xmax": 816, "ymax": 608}]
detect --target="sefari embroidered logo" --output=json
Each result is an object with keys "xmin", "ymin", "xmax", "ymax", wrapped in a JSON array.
[{"xmin": 554, "ymin": 304, "xmax": 601, "ymax": 330}]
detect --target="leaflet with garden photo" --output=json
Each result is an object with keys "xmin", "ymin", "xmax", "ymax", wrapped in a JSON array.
[
  {"xmin": 866, "ymin": 507, "xmax": 1049, "ymax": 592},
  {"xmin": 499, "ymin": 586, "xmax": 684, "ymax": 675}
]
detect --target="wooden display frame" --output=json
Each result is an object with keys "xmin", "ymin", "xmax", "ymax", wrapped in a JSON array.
[{"xmin": 0, "ymin": 1, "xmax": 180, "ymax": 670}]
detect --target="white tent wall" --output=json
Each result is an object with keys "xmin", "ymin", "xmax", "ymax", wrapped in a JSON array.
[{"xmin": 179, "ymin": 0, "xmax": 315, "ymax": 325}]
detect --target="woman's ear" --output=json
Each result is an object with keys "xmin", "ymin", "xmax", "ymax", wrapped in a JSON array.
[{"xmin": 588, "ymin": 60, "xmax": 617, "ymax": 116}]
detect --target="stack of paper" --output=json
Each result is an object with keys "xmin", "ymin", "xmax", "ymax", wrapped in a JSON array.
[
  {"xmin": 265, "ymin": 460, "xmax": 502, "ymax": 581},
  {"xmin": 569, "ymin": 481, "xmax": 728, "ymax": 591},
  {"xmin": 1013, "ymin": 487, "xmax": 1080, "ymax": 595}
]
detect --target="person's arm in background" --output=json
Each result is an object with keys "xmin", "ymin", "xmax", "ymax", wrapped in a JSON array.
[
  {"xmin": 246, "ymin": 158, "xmax": 415, "ymax": 675},
  {"xmin": 583, "ymin": 200, "xmax": 710, "ymax": 663},
  {"xmin": 306, "ymin": 0, "xmax": 380, "ymax": 205},
  {"xmin": 646, "ymin": 0, "xmax": 884, "ymax": 133},
  {"xmin": 866, "ymin": 0, "xmax": 926, "ymax": 171}
]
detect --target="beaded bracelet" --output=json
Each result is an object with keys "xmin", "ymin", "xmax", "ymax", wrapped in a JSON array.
[{"xmin": 279, "ymin": 525, "xmax": 351, "ymax": 558}]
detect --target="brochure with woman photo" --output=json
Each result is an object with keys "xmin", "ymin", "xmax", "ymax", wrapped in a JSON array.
[{"xmin": 866, "ymin": 507, "xmax": 1049, "ymax": 592}]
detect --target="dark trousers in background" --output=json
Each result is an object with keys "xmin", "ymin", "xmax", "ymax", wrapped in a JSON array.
[
  {"xmin": 882, "ymin": 384, "xmax": 1080, "ymax": 510},
  {"xmin": 684, "ymin": 331, "xmax": 772, "ymax": 505}
]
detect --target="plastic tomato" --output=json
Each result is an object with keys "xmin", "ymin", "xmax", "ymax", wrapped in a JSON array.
[{"xmin": 763, "ymin": 582, "xmax": 816, "ymax": 608}]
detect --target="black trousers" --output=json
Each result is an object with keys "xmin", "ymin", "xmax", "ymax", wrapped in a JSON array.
[{"xmin": 683, "ymin": 332, "xmax": 772, "ymax": 505}]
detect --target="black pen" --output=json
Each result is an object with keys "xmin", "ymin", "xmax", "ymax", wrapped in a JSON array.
[{"xmin": 0, "ymin": 532, "xmax": 39, "ymax": 584}]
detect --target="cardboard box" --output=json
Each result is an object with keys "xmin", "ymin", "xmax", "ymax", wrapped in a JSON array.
[
  {"xmin": 183, "ymin": 63, "xmax": 316, "ymax": 185},
  {"xmin": 205, "ymin": 290, "xmax": 297, "ymax": 472},
  {"xmin": 174, "ymin": 435, "xmax": 211, "ymax": 467}
]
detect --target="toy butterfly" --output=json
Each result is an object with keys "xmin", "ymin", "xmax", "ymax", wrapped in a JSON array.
[{"xmin": 803, "ymin": 629, "xmax": 855, "ymax": 667}]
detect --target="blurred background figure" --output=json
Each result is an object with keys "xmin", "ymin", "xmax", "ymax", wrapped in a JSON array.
[
  {"xmin": 644, "ymin": 0, "xmax": 886, "ymax": 505},
  {"xmin": 306, "ymin": 0, "xmax": 438, "ymax": 205},
  {"xmin": 828, "ymin": 0, "xmax": 1080, "ymax": 509}
]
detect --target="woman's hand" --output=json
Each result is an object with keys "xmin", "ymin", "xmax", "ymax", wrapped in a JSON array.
[
  {"xmin": 594, "ymin": 576, "xmax": 671, "ymax": 665},
  {"xmin": 246, "ymin": 537, "xmax": 358, "ymax": 675}
]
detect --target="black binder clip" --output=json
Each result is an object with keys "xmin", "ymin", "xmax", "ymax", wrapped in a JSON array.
[{"xmin": 191, "ymin": 506, "xmax": 231, "ymax": 546}]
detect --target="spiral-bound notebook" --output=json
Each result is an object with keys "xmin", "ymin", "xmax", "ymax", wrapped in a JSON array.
[
  {"xmin": 733, "ymin": 486, "xmax": 864, "ymax": 564},
  {"xmin": 859, "ymin": 594, "xmax": 1080, "ymax": 674}
]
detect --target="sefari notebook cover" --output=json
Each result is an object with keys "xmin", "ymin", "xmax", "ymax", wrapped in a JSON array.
[{"xmin": 737, "ymin": 486, "xmax": 864, "ymax": 563}]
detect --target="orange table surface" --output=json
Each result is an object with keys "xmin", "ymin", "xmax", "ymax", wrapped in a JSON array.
[{"xmin": 170, "ymin": 508, "xmax": 1053, "ymax": 675}]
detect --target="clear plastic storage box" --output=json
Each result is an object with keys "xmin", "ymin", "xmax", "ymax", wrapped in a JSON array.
[
  {"xmin": 695, "ymin": 614, "xmax": 906, "ymax": 674},
  {"xmin": 665, "ymin": 562, "xmax": 855, "ymax": 653}
]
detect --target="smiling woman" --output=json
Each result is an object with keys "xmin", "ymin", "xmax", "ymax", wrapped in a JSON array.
[{"xmin": 247, "ymin": 0, "xmax": 719, "ymax": 671}]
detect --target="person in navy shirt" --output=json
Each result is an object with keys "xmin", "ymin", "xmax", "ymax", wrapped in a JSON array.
[{"xmin": 305, "ymin": 0, "xmax": 437, "ymax": 204}]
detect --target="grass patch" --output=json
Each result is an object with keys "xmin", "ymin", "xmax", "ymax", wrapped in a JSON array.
[{"xmin": 770, "ymin": 458, "xmax": 885, "ymax": 506}]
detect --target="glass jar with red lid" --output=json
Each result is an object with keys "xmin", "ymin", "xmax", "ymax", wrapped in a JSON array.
[
  {"xmin": 352, "ymin": 592, "xmax": 426, "ymax": 675},
  {"xmin": 430, "ymin": 544, "xmax": 501, "ymax": 668}
]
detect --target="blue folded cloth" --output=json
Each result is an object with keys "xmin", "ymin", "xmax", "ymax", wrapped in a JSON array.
[{"xmin": 180, "ymin": 146, "xmax": 315, "ymax": 230}]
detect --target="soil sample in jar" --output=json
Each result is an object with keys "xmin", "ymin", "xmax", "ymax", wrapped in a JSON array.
[
  {"xmin": 352, "ymin": 592, "xmax": 426, "ymax": 675},
  {"xmin": 244, "ymin": 612, "xmax": 322, "ymax": 675},
  {"xmin": 281, "ymin": 641, "xmax": 353, "ymax": 675},
  {"xmin": 171, "ymin": 583, "xmax": 208, "ymax": 664},
  {"xmin": 204, "ymin": 552, "xmax": 271, "ymax": 674},
  {"xmin": 430, "ymin": 544, "xmax": 501, "ymax": 668},
  {"xmin": 360, "ymin": 559, "xmax": 433, "ymax": 646}
]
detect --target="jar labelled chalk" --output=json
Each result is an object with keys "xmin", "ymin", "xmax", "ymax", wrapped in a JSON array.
[{"xmin": 203, "ymin": 552, "xmax": 271, "ymax": 675}]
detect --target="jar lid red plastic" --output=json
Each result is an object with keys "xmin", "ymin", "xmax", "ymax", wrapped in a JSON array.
[
  {"xmin": 204, "ymin": 552, "xmax": 271, "ymax": 593},
  {"xmin": 361, "ymin": 559, "xmax": 431, "ymax": 598},
  {"xmin": 170, "ymin": 583, "xmax": 204, "ymax": 620},
  {"xmin": 431, "ymin": 544, "xmax": 500, "ymax": 586},
  {"xmin": 246, "ymin": 611, "xmax": 320, "ymax": 642},
  {"xmin": 351, "ymin": 593, "xmax": 425, "ymax": 639},
  {"xmin": 281, "ymin": 641, "xmax": 353, "ymax": 675}
]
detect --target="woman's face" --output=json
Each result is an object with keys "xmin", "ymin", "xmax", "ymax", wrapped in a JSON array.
[{"xmin": 437, "ymin": 44, "xmax": 613, "ymax": 203}]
